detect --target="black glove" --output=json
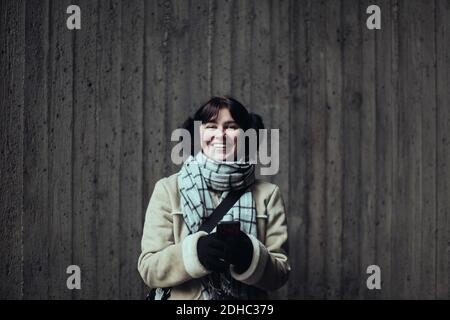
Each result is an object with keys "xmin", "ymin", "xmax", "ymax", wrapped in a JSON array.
[
  {"xmin": 226, "ymin": 231, "xmax": 253, "ymax": 274},
  {"xmin": 197, "ymin": 233, "xmax": 229, "ymax": 273}
]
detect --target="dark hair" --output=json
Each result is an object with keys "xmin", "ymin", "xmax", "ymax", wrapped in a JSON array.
[{"xmin": 182, "ymin": 96, "xmax": 265, "ymax": 158}]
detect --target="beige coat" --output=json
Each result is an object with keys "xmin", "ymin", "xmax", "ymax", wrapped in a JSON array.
[{"xmin": 137, "ymin": 172, "xmax": 290, "ymax": 299}]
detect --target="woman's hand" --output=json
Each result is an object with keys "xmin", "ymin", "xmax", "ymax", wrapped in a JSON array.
[
  {"xmin": 226, "ymin": 231, "xmax": 253, "ymax": 274},
  {"xmin": 197, "ymin": 233, "xmax": 229, "ymax": 273}
]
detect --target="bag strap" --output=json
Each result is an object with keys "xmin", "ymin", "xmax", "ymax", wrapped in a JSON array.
[
  {"xmin": 146, "ymin": 187, "xmax": 248, "ymax": 300},
  {"xmin": 198, "ymin": 187, "xmax": 248, "ymax": 233}
]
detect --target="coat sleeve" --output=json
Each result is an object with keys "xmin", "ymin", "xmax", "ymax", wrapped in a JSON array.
[
  {"xmin": 230, "ymin": 185, "xmax": 291, "ymax": 291},
  {"xmin": 137, "ymin": 179, "xmax": 211, "ymax": 288}
]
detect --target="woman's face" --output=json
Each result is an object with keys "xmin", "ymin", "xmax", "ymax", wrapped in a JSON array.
[{"xmin": 200, "ymin": 107, "xmax": 242, "ymax": 162}]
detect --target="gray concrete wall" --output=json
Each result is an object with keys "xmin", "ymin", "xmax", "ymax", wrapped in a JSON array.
[{"xmin": 1, "ymin": 0, "xmax": 449, "ymax": 299}]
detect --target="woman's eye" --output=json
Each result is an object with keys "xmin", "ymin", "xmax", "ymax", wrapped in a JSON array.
[
  {"xmin": 226, "ymin": 125, "xmax": 238, "ymax": 130},
  {"xmin": 205, "ymin": 125, "xmax": 216, "ymax": 129}
]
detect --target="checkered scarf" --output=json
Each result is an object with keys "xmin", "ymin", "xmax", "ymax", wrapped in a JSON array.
[{"xmin": 178, "ymin": 152, "xmax": 257, "ymax": 300}]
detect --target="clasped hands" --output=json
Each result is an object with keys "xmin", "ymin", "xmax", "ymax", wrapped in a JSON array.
[{"xmin": 197, "ymin": 231, "xmax": 253, "ymax": 274}]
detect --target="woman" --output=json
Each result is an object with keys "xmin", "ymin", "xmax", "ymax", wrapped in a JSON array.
[{"xmin": 138, "ymin": 96, "xmax": 290, "ymax": 300}]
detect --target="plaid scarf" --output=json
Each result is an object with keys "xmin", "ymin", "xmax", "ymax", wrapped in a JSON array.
[{"xmin": 178, "ymin": 152, "xmax": 257, "ymax": 299}]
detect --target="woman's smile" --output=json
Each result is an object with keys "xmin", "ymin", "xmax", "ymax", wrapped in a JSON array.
[{"xmin": 200, "ymin": 107, "xmax": 241, "ymax": 162}]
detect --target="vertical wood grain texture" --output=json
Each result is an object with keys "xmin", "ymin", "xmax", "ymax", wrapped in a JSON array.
[
  {"xmin": 436, "ymin": 0, "xmax": 450, "ymax": 300},
  {"xmin": 0, "ymin": 0, "xmax": 25, "ymax": 300},
  {"xmin": 249, "ymin": 0, "xmax": 268, "ymax": 115},
  {"xmin": 288, "ymin": 0, "xmax": 310, "ymax": 300},
  {"xmin": 164, "ymin": 0, "xmax": 189, "ymax": 175},
  {"xmin": 1, "ymin": 0, "xmax": 450, "ymax": 300},
  {"xmin": 72, "ymin": 0, "xmax": 99, "ymax": 299},
  {"xmin": 306, "ymin": 0, "xmax": 327, "ymax": 299},
  {"xmin": 47, "ymin": 0, "xmax": 74, "ymax": 300},
  {"xmin": 23, "ymin": 0, "xmax": 49, "ymax": 299},
  {"xmin": 416, "ymin": 0, "xmax": 437, "ymax": 300},
  {"xmin": 401, "ymin": 0, "xmax": 420, "ymax": 298},
  {"xmin": 395, "ymin": 0, "xmax": 437, "ymax": 299},
  {"xmin": 96, "ymin": 0, "xmax": 121, "ymax": 299},
  {"xmin": 360, "ymin": 0, "xmax": 377, "ymax": 299},
  {"xmin": 375, "ymin": 0, "xmax": 398, "ymax": 299},
  {"xmin": 324, "ymin": 0, "xmax": 343, "ymax": 300},
  {"xmin": 341, "ymin": 0, "xmax": 362, "ymax": 299},
  {"xmin": 267, "ymin": 0, "xmax": 291, "ymax": 300},
  {"xmin": 231, "ymin": 0, "xmax": 252, "ymax": 104},
  {"xmin": 248, "ymin": 0, "xmax": 269, "ymax": 183},
  {"xmin": 392, "ymin": 0, "xmax": 409, "ymax": 299},
  {"xmin": 188, "ymin": 0, "xmax": 211, "ymax": 112},
  {"xmin": 210, "ymin": 0, "xmax": 232, "ymax": 95},
  {"xmin": 119, "ymin": 0, "xmax": 144, "ymax": 299}
]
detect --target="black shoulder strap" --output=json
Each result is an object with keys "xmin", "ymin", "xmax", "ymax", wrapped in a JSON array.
[
  {"xmin": 198, "ymin": 187, "xmax": 248, "ymax": 233},
  {"xmin": 146, "ymin": 186, "xmax": 248, "ymax": 300}
]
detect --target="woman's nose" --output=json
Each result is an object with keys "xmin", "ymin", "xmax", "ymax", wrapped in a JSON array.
[{"xmin": 213, "ymin": 128, "xmax": 227, "ymax": 140}]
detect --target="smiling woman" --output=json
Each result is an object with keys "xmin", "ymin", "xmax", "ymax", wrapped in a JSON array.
[
  {"xmin": 183, "ymin": 97, "xmax": 264, "ymax": 162},
  {"xmin": 137, "ymin": 96, "xmax": 290, "ymax": 300},
  {"xmin": 201, "ymin": 108, "xmax": 241, "ymax": 162}
]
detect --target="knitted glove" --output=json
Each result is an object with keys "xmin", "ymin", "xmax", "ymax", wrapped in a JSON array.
[
  {"xmin": 197, "ymin": 232, "xmax": 229, "ymax": 273},
  {"xmin": 226, "ymin": 231, "xmax": 253, "ymax": 274}
]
